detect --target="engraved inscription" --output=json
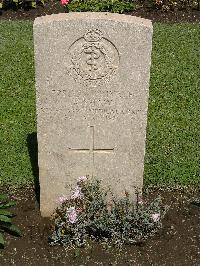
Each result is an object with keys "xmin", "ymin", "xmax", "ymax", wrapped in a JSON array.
[
  {"xmin": 43, "ymin": 88, "xmax": 141, "ymax": 121},
  {"xmin": 68, "ymin": 29, "xmax": 119, "ymax": 86}
]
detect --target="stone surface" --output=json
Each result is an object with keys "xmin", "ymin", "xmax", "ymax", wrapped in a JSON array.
[{"xmin": 34, "ymin": 12, "xmax": 153, "ymax": 217}]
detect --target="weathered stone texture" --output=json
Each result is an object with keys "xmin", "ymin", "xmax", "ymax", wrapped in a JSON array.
[{"xmin": 34, "ymin": 12, "xmax": 153, "ymax": 217}]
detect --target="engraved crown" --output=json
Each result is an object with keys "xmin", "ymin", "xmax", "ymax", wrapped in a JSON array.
[{"xmin": 84, "ymin": 29, "xmax": 102, "ymax": 42}]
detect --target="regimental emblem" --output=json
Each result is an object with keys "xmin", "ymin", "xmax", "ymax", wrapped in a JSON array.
[{"xmin": 67, "ymin": 29, "xmax": 119, "ymax": 87}]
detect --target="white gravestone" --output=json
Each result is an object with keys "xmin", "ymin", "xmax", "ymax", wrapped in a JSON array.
[{"xmin": 34, "ymin": 13, "xmax": 153, "ymax": 217}]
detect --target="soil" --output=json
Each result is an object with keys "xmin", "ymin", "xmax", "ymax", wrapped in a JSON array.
[
  {"xmin": 0, "ymin": 0, "xmax": 199, "ymax": 22},
  {"xmin": 0, "ymin": 187, "xmax": 200, "ymax": 265}
]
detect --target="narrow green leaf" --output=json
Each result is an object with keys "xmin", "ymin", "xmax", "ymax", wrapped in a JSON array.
[
  {"xmin": 0, "ymin": 194, "xmax": 8, "ymax": 203},
  {"xmin": 0, "ymin": 201, "xmax": 16, "ymax": 209},
  {"xmin": 0, "ymin": 3, "xmax": 2, "ymax": 9},
  {"xmin": 31, "ymin": 1, "xmax": 36, "ymax": 7},
  {"xmin": 0, "ymin": 210, "xmax": 13, "ymax": 217},
  {"xmin": 0, "ymin": 215, "xmax": 12, "ymax": 223},
  {"xmin": 0, "ymin": 233, "xmax": 4, "ymax": 246},
  {"xmin": 1, "ymin": 224, "xmax": 22, "ymax": 236}
]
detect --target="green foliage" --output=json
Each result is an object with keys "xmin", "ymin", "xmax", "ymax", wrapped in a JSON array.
[
  {"xmin": 49, "ymin": 178, "xmax": 167, "ymax": 247},
  {"xmin": 0, "ymin": 194, "xmax": 21, "ymax": 248},
  {"xmin": 67, "ymin": 0, "xmax": 136, "ymax": 13},
  {"xmin": 0, "ymin": 21, "xmax": 35, "ymax": 187},
  {"xmin": 150, "ymin": 0, "xmax": 199, "ymax": 11},
  {"xmin": 144, "ymin": 23, "xmax": 200, "ymax": 187},
  {"xmin": 0, "ymin": 0, "xmax": 44, "ymax": 10}
]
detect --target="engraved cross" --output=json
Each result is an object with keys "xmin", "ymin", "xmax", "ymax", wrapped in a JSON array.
[{"xmin": 68, "ymin": 126, "xmax": 114, "ymax": 174}]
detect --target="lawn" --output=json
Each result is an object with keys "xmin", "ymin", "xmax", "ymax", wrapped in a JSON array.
[{"xmin": 0, "ymin": 21, "xmax": 199, "ymax": 187}]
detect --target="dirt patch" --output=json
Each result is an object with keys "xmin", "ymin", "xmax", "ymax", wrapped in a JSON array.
[
  {"xmin": 0, "ymin": 0, "xmax": 199, "ymax": 22},
  {"xmin": 0, "ymin": 187, "xmax": 200, "ymax": 265},
  {"xmin": 130, "ymin": 8, "xmax": 200, "ymax": 23}
]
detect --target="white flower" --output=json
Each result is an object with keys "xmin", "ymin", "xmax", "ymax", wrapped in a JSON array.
[
  {"xmin": 57, "ymin": 195, "xmax": 68, "ymax": 204},
  {"xmin": 137, "ymin": 194, "xmax": 144, "ymax": 205},
  {"xmin": 77, "ymin": 176, "xmax": 87, "ymax": 182},
  {"xmin": 71, "ymin": 186, "xmax": 84, "ymax": 200},
  {"xmin": 66, "ymin": 207, "xmax": 78, "ymax": 224},
  {"xmin": 151, "ymin": 213, "xmax": 160, "ymax": 223}
]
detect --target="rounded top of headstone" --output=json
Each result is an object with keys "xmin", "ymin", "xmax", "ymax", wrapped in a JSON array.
[{"xmin": 34, "ymin": 12, "xmax": 152, "ymax": 29}]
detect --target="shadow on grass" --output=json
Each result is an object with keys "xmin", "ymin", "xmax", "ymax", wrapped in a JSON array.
[{"xmin": 27, "ymin": 132, "xmax": 40, "ymax": 203}]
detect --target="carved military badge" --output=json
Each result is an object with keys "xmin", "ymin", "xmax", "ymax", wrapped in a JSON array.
[{"xmin": 68, "ymin": 29, "xmax": 119, "ymax": 86}]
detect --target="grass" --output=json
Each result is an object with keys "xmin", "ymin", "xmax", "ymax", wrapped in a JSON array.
[
  {"xmin": 145, "ymin": 23, "xmax": 200, "ymax": 186},
  {"xmin": 0, "ymin": 21, "xmax": 199, "ymax": 188},
  {"xmin": 0, "ymin": 21, "xmax": 35, "ymax": 187}
]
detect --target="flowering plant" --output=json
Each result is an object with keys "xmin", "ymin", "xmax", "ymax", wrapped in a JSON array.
[
  {"xmin": 60, "ymin": 0, "xmax": 136, "ymax": 13},
  {"xmin": 60, "ymin": 0, "xmax": 70, "ymax": 6},
  {"xmin": 50, "ymin": 177, "xmax": 167, "ymax": 247}
]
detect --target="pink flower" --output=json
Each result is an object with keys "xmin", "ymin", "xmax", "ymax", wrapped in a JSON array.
[
  {"xmin": 71, "ymin": 186, "xmax": 84, "ymax": 200},
  {"xmin": 57, "ymin": 195, "xmax": 68, "ymax": 204},
  {"xmin": 11, "ymin": 195, "xmax": 18, "ymax": 200},
  {"xmin": 77, "ymin": 176, "xmax": 87, "ymax": 182},
  {"xmin": 151, "ymin": 213, "xmax": 160, "ymax": 223},
  {"xmin": 61, "ymin": 0, "xmax": 70, "ymax": 6},
  {"xmin": 66, "ymin": 207, "xmax": 78, "ymax": 224}
]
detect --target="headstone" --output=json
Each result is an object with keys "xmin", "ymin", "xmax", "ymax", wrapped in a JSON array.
[{"xmin": 34, "ymin": 13, "xmax": 153, "ymax": 217}]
